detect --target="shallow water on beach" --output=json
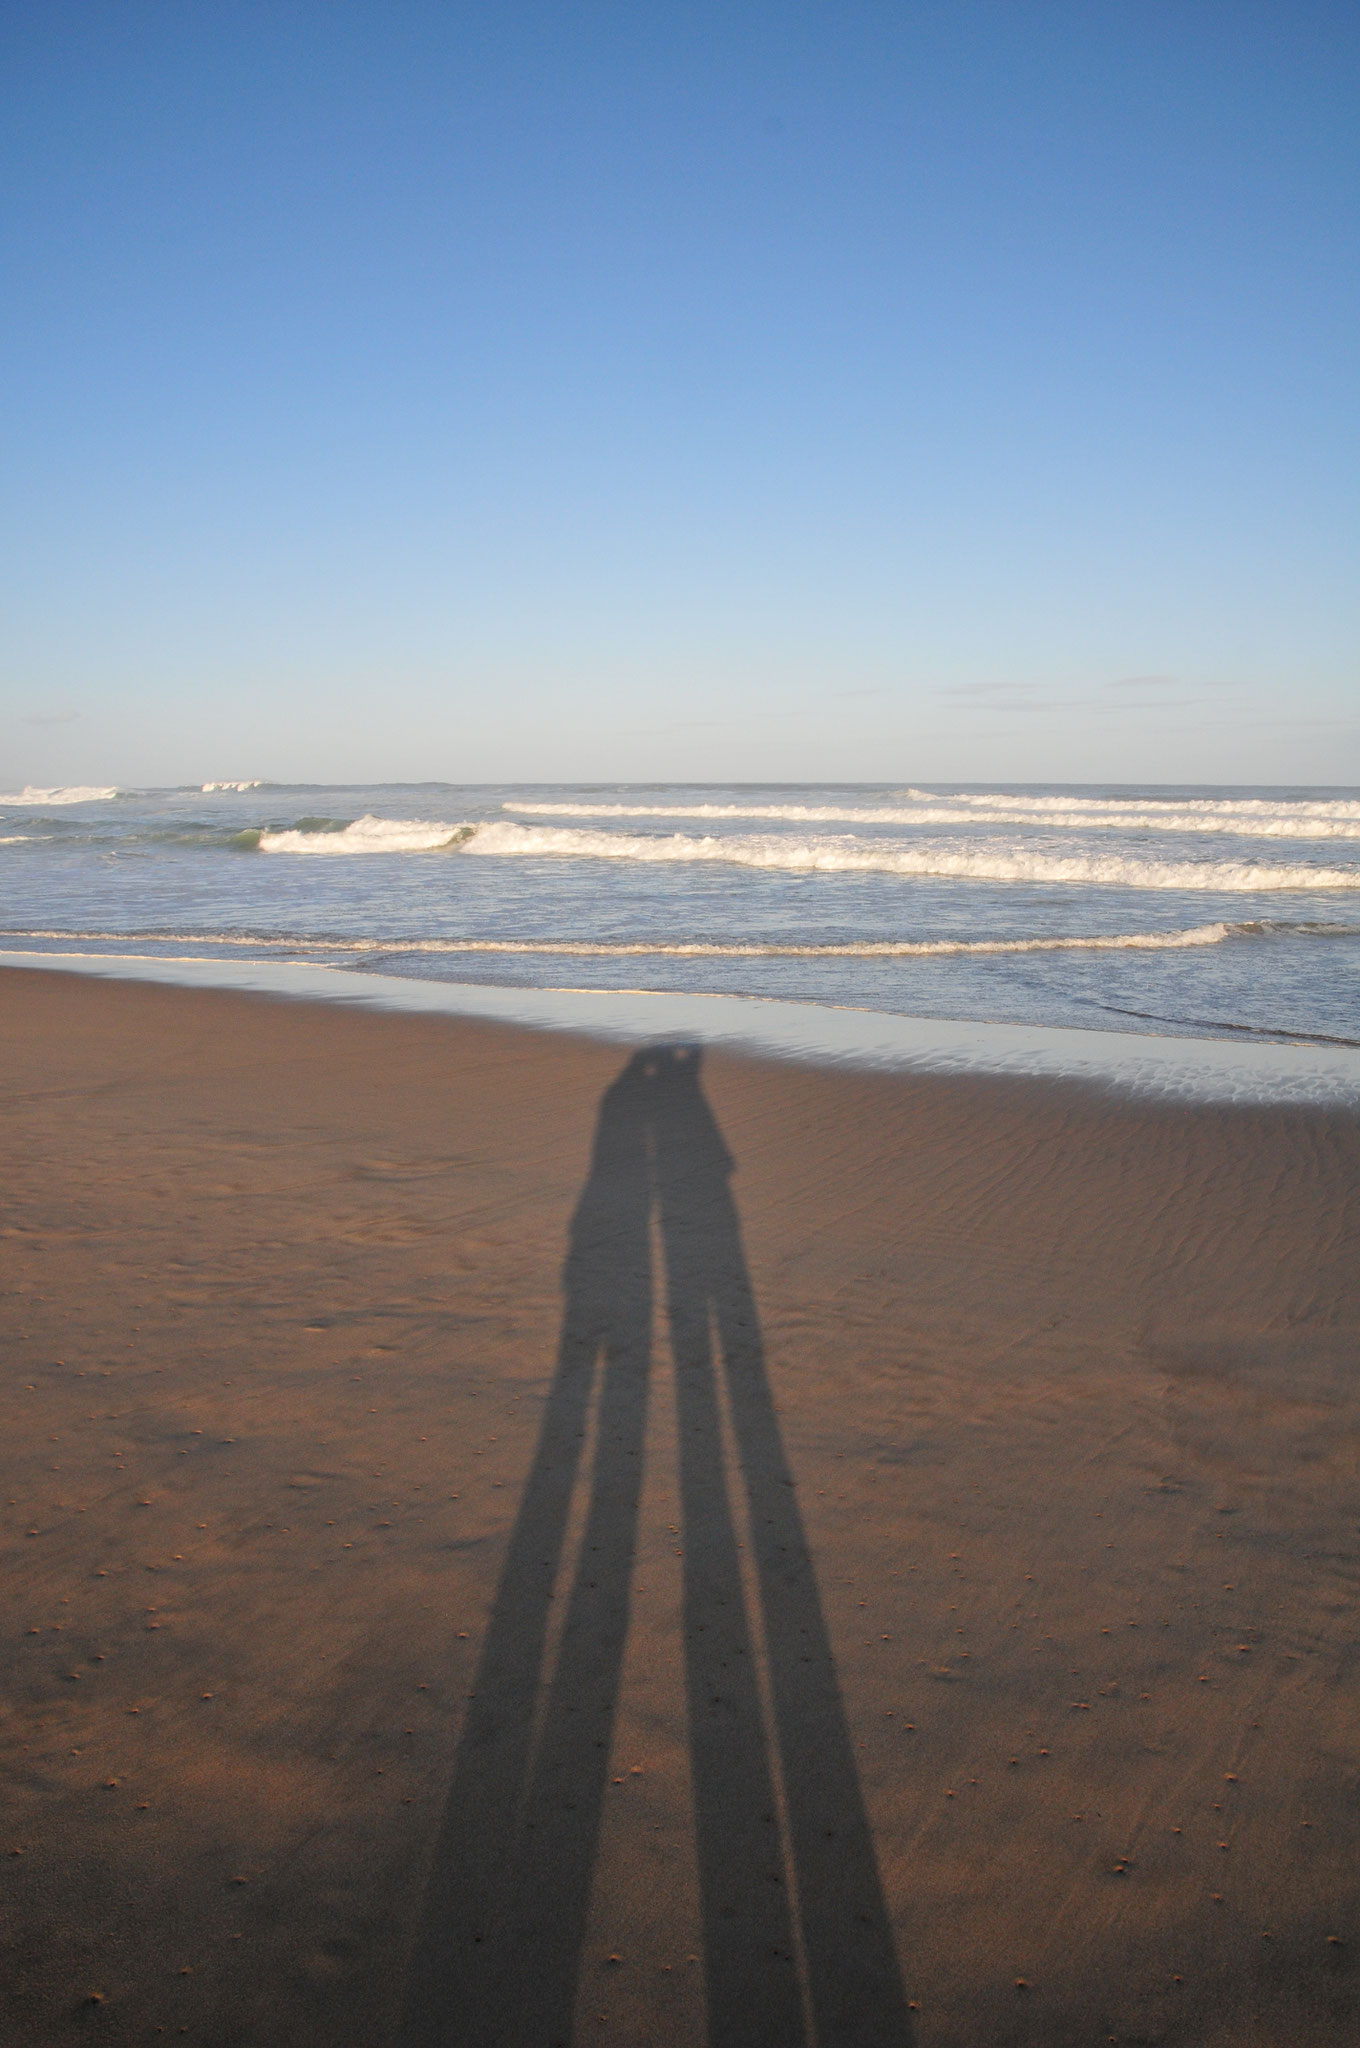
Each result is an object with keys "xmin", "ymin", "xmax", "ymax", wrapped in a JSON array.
[{"xmin": 3, "ymin": 779, "xmax": 1358, "ymax": 1044}]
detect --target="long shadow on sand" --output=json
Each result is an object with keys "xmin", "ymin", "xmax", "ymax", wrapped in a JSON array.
[{"xmin": 400, "ymin": 1047, "xmax": 912, "ymax": 2048}]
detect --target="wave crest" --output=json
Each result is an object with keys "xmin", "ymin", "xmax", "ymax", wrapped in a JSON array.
[
  {"xmin": 0, "ymin": 785, "xmax": 119, "ymax": 806},
  {"xmin": 507, "ymin": 798, "xmax": 1360, "ymax": 841},
  {"xmin": 903, "ymin": 788, "xmax": 1360, "ymax": 820},
  {"xmin": 257, "ymin": 814, "xmax": 472, "ymax": 854},
  {"xmin": 0, "ymin": 921, "xmax": 1257, "ymax": 958},
  {"xmin": 468, "ymin": 822, "xmax": 1360, "ymax": 891}
]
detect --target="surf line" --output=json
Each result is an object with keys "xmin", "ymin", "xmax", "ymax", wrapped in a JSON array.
[{"xmin": 0, "ymin": 924, "xmax": 1244, "ymax": 960}]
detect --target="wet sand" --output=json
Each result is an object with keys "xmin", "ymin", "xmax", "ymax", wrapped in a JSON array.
[{"xmin": 2, "ymin": 965, "xmax": 1357, "ymax": 2047}]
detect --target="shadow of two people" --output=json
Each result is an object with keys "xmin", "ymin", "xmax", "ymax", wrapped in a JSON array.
[{"xmin": 401, "ymin": 1046, "xmax": 913, "ymax": 2047}]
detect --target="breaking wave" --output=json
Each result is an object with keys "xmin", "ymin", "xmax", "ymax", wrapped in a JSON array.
[
  {"xmin": 465, "ymin": 821, "xmax": 1360, "ymax": 890},
  {"xmin": 19, "ymin": 802, "xmax": 1355, "ymax": 887},
  {"xmin": 4, "ymin": 920, "xmax": 1354, "ymax": 960},
  {"xmin": 902, "ymin": 788, "xmax": 1360, "ymax": 820},
  {"xmin": 508, "ymin": 798, "xmax": 1360, "ymax": 840},
  {"xmin": 202, "ymin": 779, "xmax": 265, "ymax": 792},
  {"xmin": 0, "ymin": 784, "xmax": 119, "ymax": 806},
  {"xmin": 234, "ymin": 812, "xmax": 1360, "ymax": 886},
  {"xmin": 256, "ymin": 814, "xmax": 474, "ymax": 854}
]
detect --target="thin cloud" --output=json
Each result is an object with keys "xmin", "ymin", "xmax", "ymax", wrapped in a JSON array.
[
  {"xmin": 24, "ymin": 710, "xmax": 82, "ymax": 726},
  {"xmin": 934, "ymin": 683, "xmax": 1044, "ymax": 700},
  {"xmin": 1099, "ymin": 697, "xmax": 1201, "ymax": 712},
  {"xmin": 614, "ymin": 719, "xmax": 726, "ymax": 737},
  {"xmin": 936, "ymin": 687, "xmax": 1089, "ymax": 711},
  {"xmin": 932, "ymin": 679, "xmax": 1252, "ymax": 716}
]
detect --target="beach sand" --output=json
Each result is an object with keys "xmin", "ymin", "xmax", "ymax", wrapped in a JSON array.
[{"xmin": 2, "ymin": 965, "xmax": 1357, "ymax": 2047}]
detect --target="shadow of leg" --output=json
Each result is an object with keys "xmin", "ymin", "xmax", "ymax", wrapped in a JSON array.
[
  {"xmin": 490, "ymin": 1304, "xmax": 652, "ymax": 2045},
  {"xmin": 400, "ymin": 1058, "xmax": 654, "ymax": 2048},
  {"xmin": 672, "ymin": 1280, "xmax": 808, "ymax": 2047},
  {"xmin": 715, "ymin": 1276, "xmax": 914, "ymax": 2047},
  {"xmin": 652, "ymin": 1048, "xmax": 914, "ymax": 2048}
]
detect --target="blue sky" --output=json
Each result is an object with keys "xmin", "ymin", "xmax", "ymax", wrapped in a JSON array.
[{"xmin": 2, "ymin": 0, "xmax": 1356, "ymax": 786}]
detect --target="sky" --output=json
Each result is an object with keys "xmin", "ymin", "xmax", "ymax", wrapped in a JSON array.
[{"xmin": 2, "ymin": 0, "xmax": 1357, "ymax": 788}]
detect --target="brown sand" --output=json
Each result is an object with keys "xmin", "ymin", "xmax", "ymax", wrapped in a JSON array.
[{"xmin": 2, "ymin": 965, "xmax": 1358, "ymax": 2047}]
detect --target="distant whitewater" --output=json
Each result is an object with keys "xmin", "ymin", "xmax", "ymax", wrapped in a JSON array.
[
  {"xmin": 2, "ymin": 780, "xmax": 1358, "ymax": 1044},
  {"xmin": 0, "ymin": 784, "xmax": 119, "ymax": 805}
]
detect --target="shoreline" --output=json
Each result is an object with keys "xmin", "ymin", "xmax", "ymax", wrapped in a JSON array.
[
  {"xmin": 4, "ymin": 949, "xmax": 1359, "ymax": 1109},
  {"xmin": 4, "ymin": 968, "xmax": 1358, "ymax": 2045}
]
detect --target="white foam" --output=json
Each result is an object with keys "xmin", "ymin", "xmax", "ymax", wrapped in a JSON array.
[
  {"xmin": 0, "ymin": 785, "xmax": 118, "ymax": 805},
  {"xmin": 202, "ymin": 780, "xmax": 264, "ymax": 792},
  {"xmin": 468, "ymin": 822, "xmax": 1359, "ymax": 892},
  {"xmin": 5, "ymin": 952, "xmax": 1357, "ymax": 1108},
  {"xmin": 257, "ymin": 814, "xmax": 470, "ymax": 854},
  {"xmin": 904, "ymin": 788, "xmax": 1360, "ymax": 821},
  {"xmin": 0, "ymin": 922, "xmax": 1241, "ymax": 959},
  {"xmin": 508, "ymin": 799, "xmax": 1360, "ymax": 840}
]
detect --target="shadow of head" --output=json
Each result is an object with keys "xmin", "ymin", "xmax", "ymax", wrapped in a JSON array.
[
  {"xmin": 631, "ymin": 1041, "xmax": 704, "ymax": 1086},
  {"xmin": 635, "ymin": 1044, "xmax": 736, "ymax": 1191}
]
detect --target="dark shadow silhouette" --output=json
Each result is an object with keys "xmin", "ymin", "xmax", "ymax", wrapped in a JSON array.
[{"xmin": 400, "ymin": 1048, "xmax": 912, "ymax": 2047}]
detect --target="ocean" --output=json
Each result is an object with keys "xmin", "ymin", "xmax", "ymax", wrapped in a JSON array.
[{"xmin": 3, "ymin": 780, "xmax": 1359, "ymax": 1048}]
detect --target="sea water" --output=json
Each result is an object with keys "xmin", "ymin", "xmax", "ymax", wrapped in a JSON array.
[{"xmin": 2, "ymin": 780, "xmax": 1358, "ymax": 1047}]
